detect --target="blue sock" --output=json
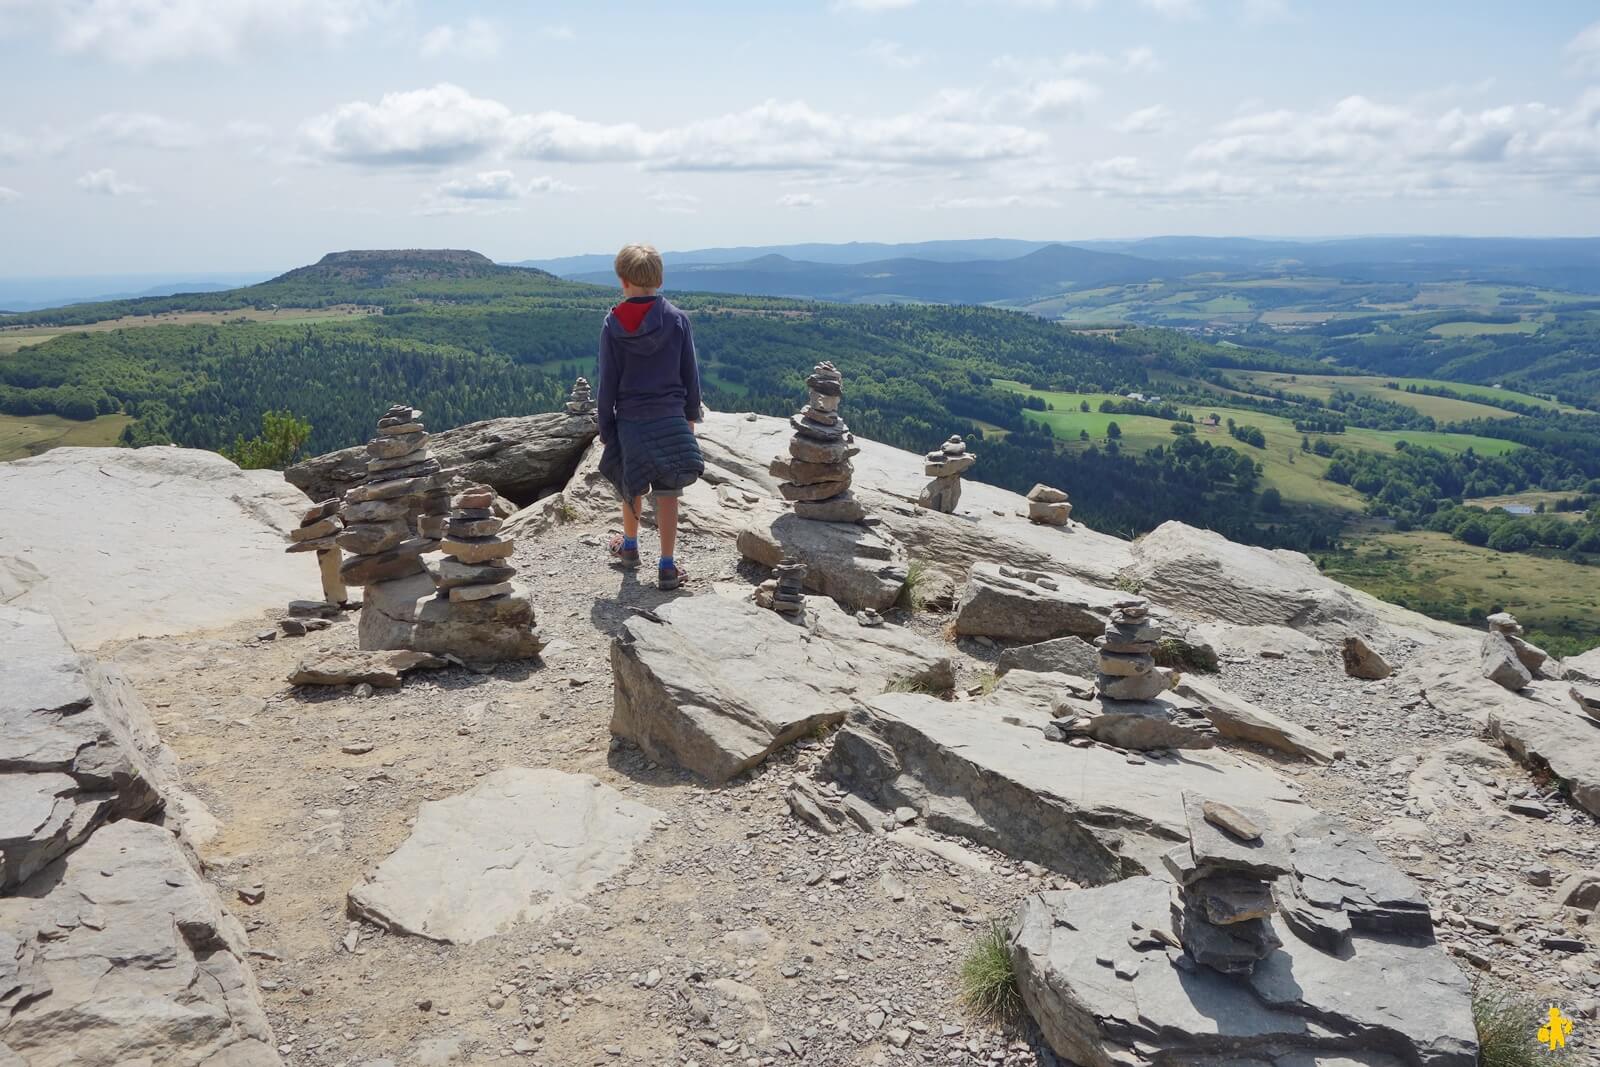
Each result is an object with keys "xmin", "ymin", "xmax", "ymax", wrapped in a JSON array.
[
  {"xmin": 622, "ymin": 536, "xmax": 637, "ymax": 552},
  {"xmin": 659, "ymin": 555, "xmax": 675, "ymax": 570}
]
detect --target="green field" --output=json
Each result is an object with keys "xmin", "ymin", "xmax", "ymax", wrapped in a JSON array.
[
  {"xmin": 0, "ymin": 306, "xmax": 370, "ymax": 355},
  {"xmin": 1225, "ymin": 370, "xmax": 1572, "ymax": 417},
  {"xmin": 1322, "ymin": 530, "xmax": 1600, "ymax": 655},
  {"xmin": 0, "ymin": 413, "xmax": 134, "ymax": 462},
  {"xmin": 996, "ymin": 381, "xmax": 1519, "ymax": 511},
  {"xmin": 1427, "ymin": 319, "xmax": 1541, "ymax": 338}
]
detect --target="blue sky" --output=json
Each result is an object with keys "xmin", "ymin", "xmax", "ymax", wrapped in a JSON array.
[{"xmin": 1, "ymin": 0, "xmax": 1597, "ymax": 274}]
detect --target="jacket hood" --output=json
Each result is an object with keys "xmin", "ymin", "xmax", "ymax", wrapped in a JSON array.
[{"xmin": 605, "ymin": 297, "xmax": 671, "ymax": 354}]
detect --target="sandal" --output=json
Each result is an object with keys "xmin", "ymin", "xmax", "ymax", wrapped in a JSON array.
[
  {"xmin": 658, "ymin": 560, "xmax": 686, "ymax": 591},
  {"xmin": 608, "ymin": 533, "xmax": 640, "ymax": 568}
]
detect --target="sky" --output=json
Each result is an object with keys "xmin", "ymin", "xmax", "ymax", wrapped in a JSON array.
[{"xmin": 1, "ymin": 0, "xmax": 1598, "ymax": 275}]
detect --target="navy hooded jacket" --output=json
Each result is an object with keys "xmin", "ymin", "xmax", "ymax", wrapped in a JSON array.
[{"xmin": 595, "ymin": 296, "xmax": 703, "ymax": 445}]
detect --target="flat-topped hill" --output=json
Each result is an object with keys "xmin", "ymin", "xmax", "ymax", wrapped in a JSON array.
[{"xmin": 276, "ymin": 248, "xmax": 547, "ymax": 286}]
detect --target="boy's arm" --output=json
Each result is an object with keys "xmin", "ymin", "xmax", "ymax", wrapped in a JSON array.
[
  {"xmin": 680, "ymin": 313, "xmax": 703, "ymax": 425},
  {"xmin": 596, "ymin": 327, "xmax": 619, "ymax": 444}
]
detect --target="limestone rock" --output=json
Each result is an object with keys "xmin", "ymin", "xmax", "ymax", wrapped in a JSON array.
[
  {"xmin": 1174, "ymin": 676, "xmax": 1341, "ymax": 764},
  {"xmin": 954, "ymin": 563, "xmax": 1124, "ymax": 643},
  {"xmin": 359, "ymin": 571, "xmax": 544, "ymax": 661},
  {"xmin": 0, "ymin": 820, "xmax": 280, "ymax": 1066},
  {"xmin": 348, "ymin": 768, "xmax": 660, "ymax": 944},
  {"xmin": 996, "ymin": 635, "xmax": 1101, "ymax": 678},
  {"xmin": 737, "ymin": 513, "xmax": 907, "ymax": 612},
  {"xmin": 1341, "ymin": 634, "xmax": 1392, "ymax": 679},
  {"xmin": 287, "ymin": 411, "xmax": 596, "ymax": 505},
  {"xmin": 288, "ymin": 648, "xmax": 449, "ymax": 688},
  {"xmin": 1565, "ymin": 645, "xmax": 1600, "ymax": 685},
  {"xmin": 611, "ymin": 594, "xmax": 954, "ymax": 785},
  {"xmin": 1481, "ymin": 631, "xmax": 1532, "ymax": 691}
]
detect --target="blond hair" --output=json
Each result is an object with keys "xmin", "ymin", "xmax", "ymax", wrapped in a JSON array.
[{"xmin": 614, "ymin": 243, "xmax": 664, "ymax": 288}]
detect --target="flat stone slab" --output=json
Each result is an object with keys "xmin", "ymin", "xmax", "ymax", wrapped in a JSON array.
[
  {"xmin": 348, "ymin": 768, "xmax": 661, "ymax": 945},
  {"xmin": 953, "ymin": 562, "xmax": 1124, "ymax": 643},
  {"xmin": 736, "ymin": 513, "xmax": 907, "ymax": 612},
  {"xmin": 821, "ymin": 692, "xmax": 1308, "ymax": 884},
  {"xmin": 996, "ymin": 635, "xmax": 1100, "ymax": 678},
  {"xmin": 0, "ymin": 819, "xmax": 280, "ymax": 1065},
  {"xmin": 1011, "ymin": 873, "xmax": 1477, "ymax": 1067},
  {"xmin": 611, "ymin": 594, "xmax": 955, "ymax": 785},
  {"xmin": 1175, "ymin": 676, "xmax": 1341, "ymax": 764}
]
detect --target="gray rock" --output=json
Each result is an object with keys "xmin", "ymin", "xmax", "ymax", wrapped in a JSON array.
[
  {"xmin": 611, "ymin": 594, "xmax": 953, "ymax": 784},
  {"xmin": 1341, "ymin": 635, "xmax": 1392, "ymax": 679},
  {"xmin": 0, "ymin": 606, "xmax": 166, "ymax": 891},
  {"xmin": 989, "ymin": 669, "xmax": 1095, "ymax": 716},
  {"xmin": 336, "ymin": 519, "xmax": 408, "ymax": 555},
  {"xmin": 1557, "ymin": 870, "xmax": 1600, "ymax": 911},
  {"xmin": 1481, "ymin": 632, "xmax": 1533, "ymax": 691},
  {"xmin": 287, "ymin": 411, "xmax": 596, "ymax": 505},
  {"xmin": 1281, "ymin": 815, "xmax": 1433, "ymax": 941},
  {"xmin": 348, "ymin": 768, "xmax": 660, "ymax": 945},
  {"xmin": 338, "ymin": 540, "xmax": 431, "ymax": 585},
  {"xmin": 954, "ymin": 563, "xmax": 1124, "ymax": 643},
  {"xmin": 287, "ymin": 649, "xmax": 449, "ymax": 688},
  {"xmin": 792, "ymin": 491, "xmax": 867, "ymax": 523},
  {"xmin": 918, "ymin": 475, "xmax": 962, "ymax": 513},
  {"xmin": 1011, "ymin": 876, "xmax": 1477, "ymax": 1067},
  {"xmin": 0, "ymin": 820, "xmax": 280, "ymax": 1065},
  {"xmin": 997, "ymin": 635, "xmax": 1101, "ymax": 678},
  {"xmin": 736, "ymin": 513, "xmax": 907, "ymax": 612},
  {"xmin": 822, "ymin": 692, "xmax": 1307, "ymax": 883},
  {"xmin": 1565, "ymin": 645, "xmax": 1600, "ymax": 685},
  {"xmin": 1052, "ymin": 695, "xmax": 1216, "ymax": 751},
  {"xmin": 1183, "ymin": 791, "xmax": 1291, "ymax": 879},
  {"xmin": 1173, "ymin": 676, "xmax": 1341, "ymax": 765},
  {"xmin": 359, "ymin": 571, "xmax": 545, "ymax": 661}
]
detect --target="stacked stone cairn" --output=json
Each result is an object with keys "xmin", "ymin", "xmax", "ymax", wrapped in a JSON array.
[
  {"xmin": 566, "ymin": 376, "xmax": 597, "ymax": 419},
  {"xmin": 1027, "ymin": 484, "xmax": 1071, "ymax": 525},
  {"xmin": 919, "ymin": 435, "xmax": 975, "ymax": 513},
  {"xmin": 338, "ymin": 404, "xmax": 447, "ymax": 587},
  {"xmin": 757, "ymin": 558, "xmax": 808, "ymax": 615},
  {"xmin": 435, "ymin": 484, "xmax": 517, "ymax": 602},
  {"xmin": 285, "ymin": 497, "xmax": 348, "ymax": 606},
  {"xmin": 1161, "ymin": 792, "xmax": 1287, "ymax": 975},
  {"xmin": 773, "ymin": 361, "xmax": 864, "ymax": 523},
  {"xmin": 1095, "ymin": 597, "xmax": 1169, "ymax": 701}
]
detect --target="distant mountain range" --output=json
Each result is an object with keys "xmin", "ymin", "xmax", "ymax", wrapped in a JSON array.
[
  {"xmin": 0, "ymin": 272, "xmax": 272, "ymax": 314},
  {"xmin": 517, "ymin": 235, "xmax": 1600, "ymax": 304}
]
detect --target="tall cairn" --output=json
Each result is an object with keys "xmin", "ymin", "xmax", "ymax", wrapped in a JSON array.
[
  {"xmin": 1095, "ymin": 596, "xmax": 1169, "ymax": 702},
  {"xmin": 338, "ymin": 404, "xmax": 446, "ymax": 587},
  {"xmin": 919, "ymin": 434, "xmax": 975, "ymax": 513},
  {"xmin": 436, "ymin": 483, "xmax": 517, "ymax": 601},
  {"xmin": 285, "ymin": 497, "xmax": 348, "ymax": 606},
  {"xmin": 566, "ymin": 376, "xmax": 597, "ymax": 420},
  {"xmin": 1162, "ymin": 793, "xmax": 1288, "ymax": 975},
  {"xmin": 773, "ymin": 361, "xmax": 865, "ymax": 523}
]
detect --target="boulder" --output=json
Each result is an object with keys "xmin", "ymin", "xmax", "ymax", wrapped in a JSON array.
[
  {"xmin": 1174, "ymin": 676, "xmax": 1342, "ymax": 764},
  {"xmin": 1506, "ymin": 633, "xmax": 1557, "ymax": 678},
  {"xmin": 1010, "ymin": 872, "xmax": 1476, "ymax": 1067},
  {"xmin": 1052, "ymin": 694, "xmax": 1218, "ymax": 751},
  {"xmin": 358, "ymin": 571, "xmax": 545, "ymax": 661},
  {"xmin": 1277, "ymin": 815, "xmax": 1433, "ymax": 945},
  {"xmin": 0, "ymin": 820, "xmax": 280, "ymax": 1066},
  {"xmin": 821, "ymin": 692, "xmax": 1308, "ymax": 883},
  {"xmin": 953, "ymin": 563, "xmax": 1123, "ymax": 642},
  {"xmin": 736, "ymin": 513, "xmax": 907, "ymax": 612},
  {"xmin": 0, "ymin": 605, "xmax": 166, "ymax": 891},
  {"xmin": 611, "ymin": 594, "xmax": 954, "ymax": 785},
  {"xmin": 1341, "ymin": 634, "xmax": 1391, "ymax": 679},
  {"xmin": 1481, "ymin": 631, "xmax": 1533, "ymax": 691},
  {"xmin": 1556, "ymin": 870, "xmax": 1600, "ymax": 911},
  {"xmin": 1565, "ymin": 646, "xmax": 1600, "ymax": 686},
  {"xmin": 996, "ymin": 635, "xmax": 1101, "ymax": 678},
  {"xmin": 348, "ymin": 768, "xmax": 660, "ymax": 945},
  {"xmin": 287, "ymin": 648, "xmax": 449, "ymax": 688},
  {"xmin": 0, "ymin": 447, "xmax": 309, "ymax": 647},
  {"xmin": 287, "ymin": 411, "xmax": 596, "ymax": 505},
  {"xmin": 989, "ymin": 669, "xmax": 1095, "ymax": 716}
]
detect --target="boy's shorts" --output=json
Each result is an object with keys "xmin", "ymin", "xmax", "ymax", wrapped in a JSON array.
[{"xmin": 615, "ymin": 415, "xmax": 704, "ymax": 501}]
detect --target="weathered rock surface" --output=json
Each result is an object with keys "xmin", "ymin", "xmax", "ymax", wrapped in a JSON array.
[
  {"xmin": 1174, "ymin": 675, "xmax": 1342, "ymax": 764},
  {"xmin": 953, "ymin": 563, "xmax": 1124, "ymax": 643},
  {"xmin": 1341, "ymin": 634, "xmax": 1391, "ymax": 679},
  {"xmin": 287, "ymin": 648, "xmax": 449, "ymax": 688},
  {"xmin": 1277, "ymin": 814, "xmax": 1433, "ymax": 946},
  {"xmin": 821, "ymin": 692, "xmax": 1307, "ymax": 883},
  {"xmin": 1011, "ymin": 871, "xmax": 1476, "ymax": 1067},
  {"xmin": 0, "ymin": 819, "xmax": 280, "ymax": 1066},
  {"xmin": 995, "ymin": 635, "xmax": 1101, "ymax": 678},
  {"xmin": 287, "ymin": 411, "xmax": 596, "ymax": 505},
  {"xmin": 348, "ymin": 768, "xmax": 660, "ymax": 945},
  {"xmin": 611, "ymin": 594, "xmax": 954, "ymax": 785},
  {"xmin": 1566, "ymin": 645, "xmax": 1600, "ymax": 685},
  {"xmin": 0, "ymin": 447, "xmax": 308, "ymax": 646},
  {"xmin": 0, "ymin": 605, "xmax": 166, "ymax": 891},
  {"xmin": 358, "ymin": 571, "xmax": 545, "ymax": 661},
  {"xmin": 1481, "ymin": 631, "xmax": 1533, "ymax": 691},
  {"xmin": 736, "ymin": 513, "xmax": 907, "ymax": 611}
]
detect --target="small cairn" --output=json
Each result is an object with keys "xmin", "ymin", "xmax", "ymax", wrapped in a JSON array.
[
  {"xmin": 757, "ymin": 558, "xmax": 808, "ymax": 615},
  {"xmin": 285, "ymin": 497, "xmax": 348, "ymax": 606},
  {"xmin": 1162, "ymin": 792, "xmax": 1288, "ymax": 975},
  {"xmin": 338, "ymin": 404, "xmax": 447, "ymax": 587},
  {"xmin": 919, "ymin": 435, "xmax": 975, "ymax": 513},
  {"xmin": 1027, "ymin": 484, "xmax": 1071, "ymax": 525},
  {"xmin": 773, "ymin": 361, "xmax": 864, "ymax": 523},
  {"xmin": 435, "ymin": 484, "xmax": 517, "ymax": 601},
  {"xmin": 1095, "ymin": 597, "xmax": 1169, "ymax": 702},
  {"xmin": 565, "ymin": 376, "xmax": 597, "ymax": 419},
  {"xmin": 1480, "ymin": 611, "xmax": 1536, "ymax": 691}
]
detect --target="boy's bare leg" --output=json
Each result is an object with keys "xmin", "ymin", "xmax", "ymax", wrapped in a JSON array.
[
  {"xmin": 657, "ymin": 496, "xmax": 679, "ymax": 560},
  {"xmin": 621, "ymin": 497, "xmax": 643, "ymax": 540}
]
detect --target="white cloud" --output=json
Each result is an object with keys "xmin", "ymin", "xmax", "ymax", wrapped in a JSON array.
[
  {"xmin": 75, "ymin": 167, "xmax": 142, "ymax": 195},
  {"xmin": 0, "ymin": 186, "xmax": 21, "ymax": 203},
  {"xmin": 995, "ymin": 46, "xmax": 1157, "ymax": 76},
  {"xmin": 87, "ymin": 111, "xmax": 200, "ymax": 149},
  {"xmin": 17, "ymin": 0, "xmax": 388, "ymax": 65},
  {"xmin": 926, "ymin": 192, "xmax": 1059, "ymax": 209},
  {"xmin": 1019, "ymin": 78, "xmax": 1100, "ymax": 118},
  {"xmin": 647, "ymin": 189, "xmax": 700, "ymax": 214},
  {"xmin": 1138, "ymin": 0, "xmax": 1198, "ymax": 17},
  {"xmin": 777, "ymin": 192, "xmax": 822, "ymax": 208},
  {"xmin": 420, "ymin": 17, "xmax": 499, "ymax": 59},
  {"xmin": 0, "ymin": 130, "xmax": 27, "ymax": 163},
  {"xmin": 1113, "ymin": 103, "xmax": 1175, "ymax": 134},
  {"xmin": 862, "ymin": 40, "xmax": 924, "ymax": 68},
  {"xmin": 435, "ymin": 170, "xmax": 572, "ymax": 199},
  {"xmin": 301, "ymin": 84, "xmax": 1048, "ymax": 173},
  {"xmin": 1568, "ymin": 20, "xmax": 1600, "ymax": 75},
  {"xmin": 1122, "ymin": 45, "xmax": 1159, "ymax": 72},
  {"xmin": 831, "ymin": 0, "xmax": 917, "ymax": 10}
]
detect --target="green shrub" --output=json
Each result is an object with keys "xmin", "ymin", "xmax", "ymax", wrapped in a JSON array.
[
  {"xmin": 1472, "ymin": 985, "xmax": 1562, "ymax": 1067},
  {"xmin": 960, "ymin": 923, "xmax": 1022, "ymax": 1022}
]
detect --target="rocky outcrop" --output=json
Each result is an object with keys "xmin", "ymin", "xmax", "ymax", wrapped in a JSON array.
[
  {"xmin": 1481, "ymin": 631, "xmax": 1533, "ymax": 691},
  {"xmin": 287, "ymin": 411, "xmax": 596, "ymax": 505},
  {"xmin": 1174, "ymin": 676, "xmax": 1342, "ymax": 764},
  {"xmin": 1566, "ymin": 645, "xmax": 1600, "ymax": 685},
  {"xmin": 821, "ymin": 692, "xmax": 1308, "ymax": 883},
  {"xmin": 0, "ymin": 446, "xmax": 309, "ymax": 646},
  {"xmin": 995, "ymin": 635, "xmax": 1101, "ymax": 678},
  {"xmin": 953, "ymin": 563, "xmax": 1124, "ymax": 642},
  {"xmin": 736, "ymin": 513, "xmax": 907, "ymax": 612},
  {"xmin": 611, "ymin": 594, "xmax": 954, "ymax": 785},
  {"xmin": 1341, "ymin": 634, "xmax": 1391, "ymax": 679},
  {"xmin": 1, "ymin": 605, "xmax": 166, "ymax": 891},
  {"xmin": 0, "ymin": 820, "xmax": 280, "ymax": 1067},
  {"xmin": 348, "ymin": 768, "xmax": 661, "ymax": 945}
]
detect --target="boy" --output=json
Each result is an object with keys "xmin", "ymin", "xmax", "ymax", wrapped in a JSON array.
[{"xmin": 596, "ymin": 243, "xmax": 705, "ymax": 591}]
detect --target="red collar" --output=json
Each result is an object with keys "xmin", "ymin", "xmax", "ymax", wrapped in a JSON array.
[{"xmin": 612, "ymin": 297, "xmax": 657, "ymax": 333}]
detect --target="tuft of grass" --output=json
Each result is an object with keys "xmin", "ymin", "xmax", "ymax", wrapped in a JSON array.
[
  {"xmin": 885, "ymin": 673, "xmax": 945, "ymax": 696},
  {"xmin": 972, "ymin": 670, "xmax": 1001, "ymax": 696},
  {"xmin": 960, "ymin": 923, "xmax": 1022, "ymax": 1022},
  {"xmin": 1113, "ymin": 574, "xmax": 1143, "ymax": 594},
  {"xmin": 1153, "ymin": 636, "xmax": 1219, "ymax": 673},
  {"xmin": 1472, "ymin": 985, "xmax": 1562, "ymax": 1067},
  {"xmin": 899, "ymin": 559, "xmax": 930, "ymax": 612}
]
